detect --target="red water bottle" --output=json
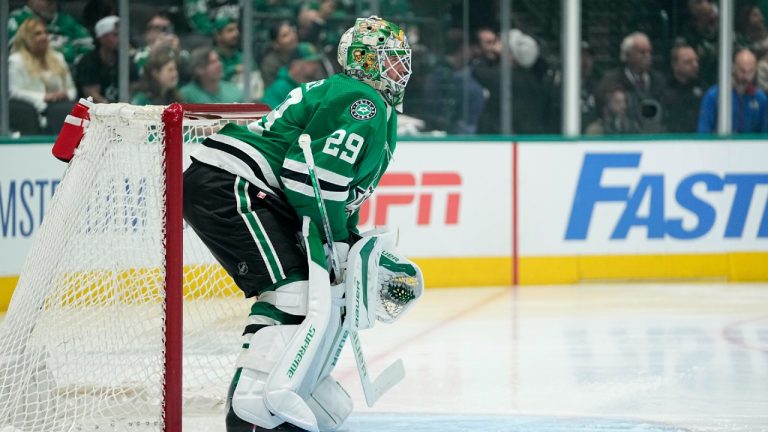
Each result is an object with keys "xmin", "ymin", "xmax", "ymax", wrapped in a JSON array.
[{"xmin": 52, "ymin": 98, "xmax": 94, "ymax": 162}]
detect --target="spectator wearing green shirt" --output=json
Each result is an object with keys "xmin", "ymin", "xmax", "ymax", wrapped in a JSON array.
[
  {"xmin": 213, "ymin": 16, "xmax": 243, "ymax": 83},
  {"xmin": 180, "ymin": 47, "xmax": 243, "ymax": 103},
  {"xmin": 262, "ymin": 42, "xmax": 322, "ymax": 108},
  {"xmin": 9, "ymin": 0, "xmax": 93, "ymax": 65},
  {"xmin": 184, "ymin": 0, "xmax": 239, "ymax": 37}
]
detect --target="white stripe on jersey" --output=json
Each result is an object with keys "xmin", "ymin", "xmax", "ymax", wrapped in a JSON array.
[
  {"xmin": 208, "ymin": 133, "xmax": 280, "ymax": 188},
  {"xmin": 281, "ymin": 177, "xmax": 348, "ymax": 201},
  {"xmin": 191, "ymin": 145, "xmax": 276, "ymax": 195},
  {"xmin": 282, "ymin": 158, "xmax": 353, "ymax": 187}
]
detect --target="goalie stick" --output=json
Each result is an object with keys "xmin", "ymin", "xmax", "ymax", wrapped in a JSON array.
[{"xmin": 298, "ymin": 133, "xmax": 405, "ymax": 407}]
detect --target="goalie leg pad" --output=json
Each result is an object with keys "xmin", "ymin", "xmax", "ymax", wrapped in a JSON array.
[
  {"xmin": 306, "ymin": 376, "xmax": 353, "ymax": 431},
  {"xmin": 231, "ymin": 324, "xmax": 299, "ymax": 429},
  {"xmin": 263, "ymin": 218, "xmax": 333, "ymax": 432},
  {"xmin": 234, "ymin": 218, "xmax": 354, "ymax": 432},
  {"xmin": 258, "ymin": 280, "xmax": 308, "ymax": 316}
]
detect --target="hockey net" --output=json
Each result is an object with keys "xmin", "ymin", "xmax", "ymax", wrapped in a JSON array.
[{"xmin": 0, "ymin": 103, "xmax": 270, "ymax": 432}]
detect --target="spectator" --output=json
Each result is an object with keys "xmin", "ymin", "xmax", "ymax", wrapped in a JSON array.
[
  {"xmin": 419, "ymin": 28, "xmax": 485, "ymax": 134},
  {"xmin": 297, "ymin": 0, "xmax": 336, "ymax": 45},
  {"xmin": 262, "ymin": 42, "xmax": 322, "ymax": 108},
  {"xmin": 508, "ymin": 30, "xmax": 550, "ymax": 134},
  {"xmin": 758, "ymin": 51, "xmax": 768, "ymax": 92},
  {"xmin": 133, "ymin": 12, "xmax": 188, "ymax": 80},
  {"xmin": 680, "ymin": 0, "xmax": 719, "ymax": 88},
  {"xmin": 260, "ymin": 20, "xmax": 299, "ymax": 87},
  {"xmin": 585, "ymin": 87, "xmax": 640, "ymax": 135},
  {"xmin": 472, "ymin": 27, "xmax": 501, "ymax": 133},
  {"xmin": 180, "ymin": 47, "xmax": 243, "ymax": 103},
  {"xmin": 74, "ymin": 15, "xmax": 139, "ymax": 103},
  {"xmin": 8, "ymin": 0, "xmax": 93, "ymax": 65},
  {"xmin": 698, "ymin": 49, "xmax": 768, "ymax": 133},
  {"xmin": 472, "ymin": 26, "xmax": 547, "ymax": 134},
  {"xmin": 131, "ymin": 47, "xmax": 182, "ymax": 106},
  {"xmin": 736, "ymin": 5, "xmax": 768, "ymax": 60},
  {"xmin": 9, "ymin": 17, "xmax": 76, "ymax": 135},
  {"xmin": 597, "ymin": 32, "xmax": 666, "ymax": 133},
  {"xmin": 661, "ymin": 44, "xmax": 704, "ymax": 133},
  {"xmin": 184, "ymin": 0, "xmax": 239, "ymax": 37},
  {"xmin": 581, "ymin": 41, "xmax": 602, "ymax": 132},
  {"xmin": 213, "ymin": 17, "xmax": 243, "ymax": 83}
]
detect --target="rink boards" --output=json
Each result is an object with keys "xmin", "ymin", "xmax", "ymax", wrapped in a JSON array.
[{"xmin": 1, "ymin": 137, "xmax": 767, "ymax": 308}]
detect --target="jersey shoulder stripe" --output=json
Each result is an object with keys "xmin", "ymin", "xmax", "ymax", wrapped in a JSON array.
[
  {"xmin": 208, "ymin": 133, "xmax": 280, "ymax": 188},
  {"xmin": 194, "ymin": 135, "xmax": 278, "ymax": 196}
]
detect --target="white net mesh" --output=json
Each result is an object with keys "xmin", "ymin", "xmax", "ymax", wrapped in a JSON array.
[{"xmin": 0, "ymin": 104, "xmax": 267, "ymax": 432}]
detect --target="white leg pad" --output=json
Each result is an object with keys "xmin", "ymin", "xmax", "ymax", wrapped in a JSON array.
[
  {"xmin": 258, "ymin": 280, "xmax": 309, "ymax": 316},
  {"xmin": 264, "ymin": 218, "xmax": 333, "ymax": 432},
  {"xmin": 306, "ymin": 376, "xmax": 353, "ymax": 431},
  {"xmin": 232, "ymin": 325, "xmax": 299, "ymax": 429}
]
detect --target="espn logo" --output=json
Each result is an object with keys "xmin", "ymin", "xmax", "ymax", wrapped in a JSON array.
[{"xmin": 359, "ymin": 172, "xmax": 461, "ymax": 226}]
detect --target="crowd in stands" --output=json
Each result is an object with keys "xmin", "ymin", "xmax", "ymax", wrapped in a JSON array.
[{"xmin": 5, "ymin": 0, "xmax": 768, "ymax": 136}]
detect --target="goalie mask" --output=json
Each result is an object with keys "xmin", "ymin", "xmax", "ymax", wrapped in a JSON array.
[{"xmin": 338, "ymin": 16, "xmax": 412, "ymax": 112}]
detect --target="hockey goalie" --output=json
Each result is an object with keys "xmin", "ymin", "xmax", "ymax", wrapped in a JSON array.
[{"xmin": 183, "ymin": 16, "xmax": 423, "ymax": 431}]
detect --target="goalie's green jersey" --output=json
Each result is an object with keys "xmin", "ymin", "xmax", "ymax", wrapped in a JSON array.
[{"xmin": 191, "ymin": 73, "xmax": 397, "ymax": 241}]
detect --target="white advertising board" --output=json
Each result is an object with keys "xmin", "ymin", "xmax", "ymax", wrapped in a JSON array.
[
  {"xmin": 0, "ymin": 145, "xmax": 67, "ymax": 276},
  {"xmin": 4, "ymin": 139, "xmax": 767, "ymax": 278},
  {"xmin": 519, "ymin": 141, "xmax": 768, "ymax": 255},
  {"xmin": 1, "ymin": 141, "xmax": 512, "ymax": 276},
  {"xmin": 358, "ymin": 141, "xmax": 512, "ymax": 257}
]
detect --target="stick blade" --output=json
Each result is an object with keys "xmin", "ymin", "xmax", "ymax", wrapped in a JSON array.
[{"xmin": 364, "ymin": 359, "xmax": 405, "ymax": 407}]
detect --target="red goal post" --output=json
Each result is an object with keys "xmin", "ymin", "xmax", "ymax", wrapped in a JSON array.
[{"xmin": 162, "ymin": 103, "xmax": 268, "ymax": 431}]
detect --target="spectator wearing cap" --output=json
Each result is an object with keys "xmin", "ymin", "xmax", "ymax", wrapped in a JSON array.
[
  {"xmin": 506, "ymin": 28, "xmax": 552, "ymax": 134},
  {"xmin": 74, "ymin": 15, "xmax": 139, "ymax": 103},
  {"xmin": 418, "ymin": 28, "xmax": 485, "ymax": 134},
  {"xmin": 213, "ymin": 16, "xmax": 243, "ymax": 83},
  {"xmin": 260, "ymin": 20, "xmax": 299, "ymax": 88},
  {"xmin": 180, "ymin": 47, "xmax": 243, "ymax": 103},
  {"xmin": 661, "ymin": 45, "xmax": 704, "ymax": 133},
  {"xmin": 261, "ymin": 42, "xmax": 322, "ymax": 108},
  {"xmin": 8, "ymin": 0, "xmax": 93, "ymax": 65},
  {"xmin": 697, "ymin": 49, "xmax": 768, "ymax": 133},
  {"xmin": 597, "ymin": 32, "xmax": 667, "ymax": 133},
  {"xmin": 472, "ymin": 26, "xmax": 549, "ymax": 134}
]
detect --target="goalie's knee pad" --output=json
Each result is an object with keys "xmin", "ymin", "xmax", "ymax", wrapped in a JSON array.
[
  {"xmin": 231, "ymin": 324, "xmax": 300, "ymax": 429},
  {"xmin": 232, "ymin": 218, "xmax": 351, "ymax": 432},
  {"xmin": 258, "ymin": 280, "xmax": 309, "ymax": 316},
  {"xmin": 306, "ymin": 375, "xmax": 353, "ymax": 431}
]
